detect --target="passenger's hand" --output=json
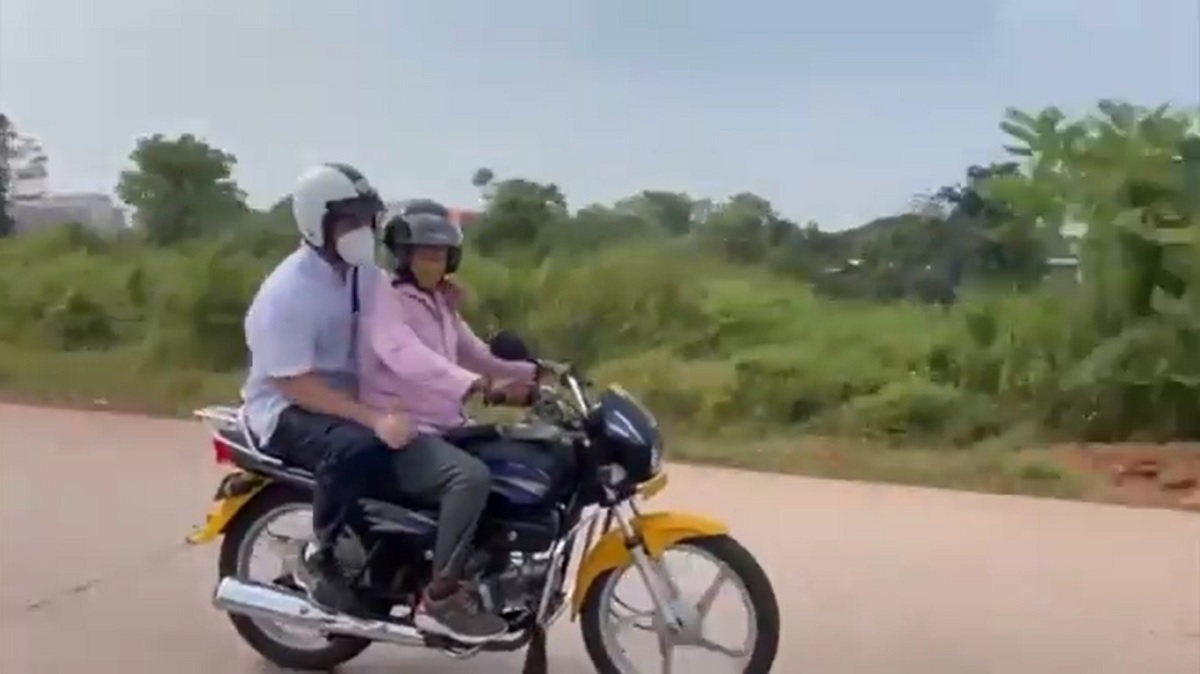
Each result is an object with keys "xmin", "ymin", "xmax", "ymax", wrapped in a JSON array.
[{"xmin": 372, "ymin": 412, "xmax": 413, "ymax": 449}]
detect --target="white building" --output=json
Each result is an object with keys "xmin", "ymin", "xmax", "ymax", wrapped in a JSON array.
[
  {"xmin": 4, "ymin": 124, "xmax": 128, "ymax": 234},
  {"xmin": 10, "ymin": 192, "xmax": 127, "ymax": 235}
]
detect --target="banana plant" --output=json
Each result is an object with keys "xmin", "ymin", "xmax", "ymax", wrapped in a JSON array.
[{"xmin": 998, "ymin": 101, "xmax": 1200, "ymax": 439}]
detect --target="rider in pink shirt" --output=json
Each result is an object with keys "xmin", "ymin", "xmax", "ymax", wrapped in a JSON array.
[
  {"xmin": 358, "ymin": 199, "xmax": 536, "ymax": 644},
  {"xmin": 358, "ymin": 268, "xmax": 534, "ymax": 432}
]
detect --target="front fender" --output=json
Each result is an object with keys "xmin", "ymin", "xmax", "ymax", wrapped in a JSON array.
[{"xmin": 570, "ymin": 511, "xmax": 729, "ymax": 618}]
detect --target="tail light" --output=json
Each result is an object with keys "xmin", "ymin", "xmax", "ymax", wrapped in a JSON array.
[{"xmin": 212, "ymin": 438, "xmax": 235, "ymax": 465}]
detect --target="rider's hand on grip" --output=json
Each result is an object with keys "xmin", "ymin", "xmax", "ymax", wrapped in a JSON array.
[
  {"xmin": 372, "ymin": 412, "xmax": 413, "ymax": 449},
  {"xmin": 482, "ymin": 389, "xmax": 508, "ymax": 406},
  {"xmin": 485, "ymin": 380, "xmax": 536, "ymax": 406},
  {"xmin": 463, "ymin": 376, "xmax": 491, "ymax": 402}
]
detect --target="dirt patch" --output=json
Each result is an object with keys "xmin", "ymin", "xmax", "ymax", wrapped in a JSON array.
[{"xmin": 1055, "ymin": 443, "xmax": 1200, "ymax": 511}]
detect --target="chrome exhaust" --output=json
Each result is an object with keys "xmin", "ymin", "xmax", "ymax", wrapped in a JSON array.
[{"xmin": 213, "ymin": 577, "xmax": 427, "ymax": 646}]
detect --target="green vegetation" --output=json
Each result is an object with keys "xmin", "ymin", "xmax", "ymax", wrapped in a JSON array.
[{"xmin": 0, "ymin": 101, "xmax": 1197, "ymax": 497}]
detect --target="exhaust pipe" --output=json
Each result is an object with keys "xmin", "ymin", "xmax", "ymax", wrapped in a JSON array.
[{"xmin": 213, "ymin": 577, "xmax": 426, "ymax": 646}]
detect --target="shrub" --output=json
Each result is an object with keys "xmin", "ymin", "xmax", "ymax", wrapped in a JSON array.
[
  {"xmin": 0, "ymin": 225, "xmax": 1184, "ymax": 445},
  {"xmin": 825, "ymin": 376, "xmax": 1005, "ymax": 446},
  {"xmin": 40, "ymin": 287, "xmax": 118, "ymax": 350}
]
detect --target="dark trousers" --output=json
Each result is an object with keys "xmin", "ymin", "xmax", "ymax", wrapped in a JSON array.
[{"xmin": 267, "ymin": 407, "xmax": 493, "ymax": 581}]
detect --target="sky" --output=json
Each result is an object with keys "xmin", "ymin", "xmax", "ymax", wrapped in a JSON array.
[{"xmin": 1, "ymin": 0, "xmax": 1197, "ymax": 230}]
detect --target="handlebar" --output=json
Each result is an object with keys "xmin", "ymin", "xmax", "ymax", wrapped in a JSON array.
[
  {"xmin": 535, "ymin": 359, "xmax": 592, "ymax": 422},
  {"xmin": 535, "ymin": 358, "xmax": 571, "ymax": 381},
  {"xmin": 477, "ymin": 359, "xmax": 591, "ymax": 422},
  {"xmin": 470, "ymin": 353, "xmax": 593, "ymax": 435}
]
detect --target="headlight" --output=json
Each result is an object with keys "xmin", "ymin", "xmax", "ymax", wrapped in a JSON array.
[{"xmin": 648, "ymin": 438, "xmax": 664, "ymax": 474}]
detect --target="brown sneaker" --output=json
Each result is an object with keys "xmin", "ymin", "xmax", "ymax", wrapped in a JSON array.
[{"xmin": 413, "ymin": 587, "xmax": 508, "ymax": 644}]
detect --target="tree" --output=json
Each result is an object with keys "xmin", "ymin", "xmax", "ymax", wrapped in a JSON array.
[
  {"xmin": 469, "ymin": 178, "xmax": 568, "ymax": 256},
  {"xmin": 547, "ymin": 203, "xmax": 664, "ymax": 251},
  {"xmin": 220, "ymin": 195, "xmax": 297, "ymax": 257},
  {"xmin": 471, "ymin": 167, "xmax": 497, "ymax": 208},
  {"xmin": 613, "ymin": 190, "xmax": 697, "ymax": 237},
  {"xmin": 471, "ymin": 167, "xmax": 495, "ymax": 189},
  {"xmin": 0, "ymin": 113, "xmax": 14, "ymax": 237},
  {"xmin": 694, "ymin": 192, "xmax": 779, "ymax": 264},
  {"xmin": 766, "ymin": 220, "xmax": 852, "ymax": 280},
  {"xmin": 116, "ymin": 134, "xmax": 246, "ymax": 245},
  {"xmin": 931, "ymin": 161, "xmax": 1048, "ymax": 290}
]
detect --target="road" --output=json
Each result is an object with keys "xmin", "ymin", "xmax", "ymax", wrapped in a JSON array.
[{"xmin": 0, "ymin": 403, "xmax": 1197, "ymax": 673}]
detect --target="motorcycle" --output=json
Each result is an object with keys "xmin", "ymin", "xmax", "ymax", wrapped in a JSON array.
[{"xmin": 186, "ymin": 342, "xmax": 780, "ymax": 673}]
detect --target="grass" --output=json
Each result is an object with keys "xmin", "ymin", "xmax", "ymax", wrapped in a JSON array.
[
  {"xmin": 0, "ymin": 343, "xmax": 242, "ymax": 416},
  {"xmin": 670, "ymin": 432, "xmax": 1086, "ymax": 499},
  {"xmin": 0, "ymin": 343, "xmax": 1090, "ymax": 501}
]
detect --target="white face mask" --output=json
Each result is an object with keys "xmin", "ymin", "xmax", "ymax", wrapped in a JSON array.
[{"xmin": 335, "ymin": 228, "xmax": 377, "ymax": 266}]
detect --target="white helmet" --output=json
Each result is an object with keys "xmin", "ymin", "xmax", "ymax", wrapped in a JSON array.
[{"xmin": 291, "ymin": 163, "xmax": 384, "ymax": 248}]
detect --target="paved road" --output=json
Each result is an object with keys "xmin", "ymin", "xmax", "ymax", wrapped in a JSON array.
[{"xmin": 0, "ymin": 403, "xmax": 1197, "ymax": 673}]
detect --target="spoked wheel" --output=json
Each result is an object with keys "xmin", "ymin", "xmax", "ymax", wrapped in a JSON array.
[
  {"xmin": 580, "ymin": 535, "xmax": 780, "ymax": 674},
  {"xmin": 217, "ymin": 488, "xmax": 371, "ymax": 671}
]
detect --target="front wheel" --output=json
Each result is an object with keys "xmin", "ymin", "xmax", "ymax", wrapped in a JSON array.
[
  {"xmin": 217, "ymin": 487, "xmax": 371, "ymax": 671},
  {"xmin": 579, "ymin": 534, "xmax": 780, "ymax": 674}
]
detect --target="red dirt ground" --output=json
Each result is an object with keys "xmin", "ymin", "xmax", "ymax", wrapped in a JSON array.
[{"xmin": 1057, "ymin": 443, "xmax": 1200, "ymax": 511}]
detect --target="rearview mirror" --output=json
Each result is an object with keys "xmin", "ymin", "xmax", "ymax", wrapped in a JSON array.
[{"xmin": 489, "ymin": 330, "xmax": 534, "ymax": 362}]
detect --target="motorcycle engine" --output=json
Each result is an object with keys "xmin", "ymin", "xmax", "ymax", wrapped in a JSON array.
[{"xmin": 478, "ymin": 552, "xmax": 555, "ymax": 615}]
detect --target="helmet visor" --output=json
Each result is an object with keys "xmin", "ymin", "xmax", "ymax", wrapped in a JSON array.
[
  {"xmin": 328, "ymin": 193, "xmax": 386, "ymax": 230},
  {"xmin": 406, "ymin": 212, "xmax": 464, "ymax": 247}
]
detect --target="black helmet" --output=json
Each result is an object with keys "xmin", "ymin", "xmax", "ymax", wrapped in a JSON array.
[{"xmin": 381, "ymin": 199, "xmax": 465, "ymax": 273}]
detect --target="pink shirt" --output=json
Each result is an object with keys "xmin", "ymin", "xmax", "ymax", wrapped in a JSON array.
[{"xmin": 358, "ymin": 270, "xmax": 536, "ymax": 433}]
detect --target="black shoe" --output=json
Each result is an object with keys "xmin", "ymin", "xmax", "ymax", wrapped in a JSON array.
[{"xmin": 295, "ymin": 547, "xmax": 361, "ymax": 614}]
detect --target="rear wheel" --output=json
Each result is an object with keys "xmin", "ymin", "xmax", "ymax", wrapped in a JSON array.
[
  {"xmin": 580, "ymin": 534, "xmax": 780, "ymax": 674},
  {"xmin": 218, "ymin": 487, "xmax": 371, "ymax": 671}
]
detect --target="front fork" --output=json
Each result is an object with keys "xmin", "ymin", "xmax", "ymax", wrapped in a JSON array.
[
  {"xmin": 535, "ymin": 508, "xmax": 608, "ymax": 626},
  {"xmin": 612, "ymin": 501, "xmax": 698, "ymax": 637}
]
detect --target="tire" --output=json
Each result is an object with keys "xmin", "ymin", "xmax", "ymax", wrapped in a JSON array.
[
  {"xmin": 217, "ymin": 486, "xmax": 371, "ymax": 671},
  {"xmin": 580, "ymin": 534, "xmax": 781, "ymax": 674}
]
